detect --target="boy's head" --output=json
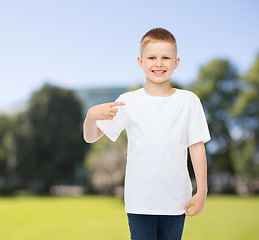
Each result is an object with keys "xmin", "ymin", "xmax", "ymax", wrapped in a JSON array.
[
  {"xmin": 137, "ymin": 27, "xmax": 180, "ymax": 85},
  {"xmin": 139, "ymin": 27, "xmax": 177, "ymax": 59}
]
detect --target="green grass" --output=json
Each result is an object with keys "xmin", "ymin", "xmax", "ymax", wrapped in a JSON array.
[
  {"xmin": 0, "ymin": 194, "xmax": 258, "ymax": 240},
  {"xmin": 183, "ymin": 195, "xmax": 258, "ymax": 240}
]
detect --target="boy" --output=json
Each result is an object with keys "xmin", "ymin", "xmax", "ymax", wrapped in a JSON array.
[{"xmin": 83, "ymin": 27, "xmax": 211, "ymax": 240}]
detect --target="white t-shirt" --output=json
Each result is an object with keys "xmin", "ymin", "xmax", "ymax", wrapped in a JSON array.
[{"xmin": 96, "ymin": 87, "xmax": 211, "ymax": 215}]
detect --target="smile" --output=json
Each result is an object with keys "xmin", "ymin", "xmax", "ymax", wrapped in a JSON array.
[{"xmin": 152, "ymin": 70, "xmax": 166, "ymax": 75}]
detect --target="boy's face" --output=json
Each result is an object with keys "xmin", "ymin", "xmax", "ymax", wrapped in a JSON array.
[{"xmin": 137, "ymin": 41, "xmax": 180, "ymax": 85}]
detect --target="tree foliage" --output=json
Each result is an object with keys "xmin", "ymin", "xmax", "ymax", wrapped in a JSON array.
[
  {"xmin": 14, "ymin": 83, "xmax": 85, "ymax": 193},
  {"xmin": 229, "ymin": 54, "xmax": 259, "ymax": 187},
  {"xmin": 189, "ymin": 59, "xmax": 239, "ymax": 173}
]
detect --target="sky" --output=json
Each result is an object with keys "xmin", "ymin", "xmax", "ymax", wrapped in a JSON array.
[{"xmin": 0, "ymin": 0, "xmax": 258, "ymax": 110}]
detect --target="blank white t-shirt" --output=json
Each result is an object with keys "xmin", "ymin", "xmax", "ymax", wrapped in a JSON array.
[{"xmin": 96, "ymin": 87, "xmax": 211, "ymax": 215}]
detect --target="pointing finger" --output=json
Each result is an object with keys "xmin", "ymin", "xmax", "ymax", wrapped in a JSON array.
[{"xmin": 111, "ymin": 102, "xmax": 126, "ymax": 107}]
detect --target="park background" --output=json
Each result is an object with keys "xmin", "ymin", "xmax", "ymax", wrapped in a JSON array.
[{"xmin": 0, "ymin": 0, "xmax": 258, "ymax": 239}]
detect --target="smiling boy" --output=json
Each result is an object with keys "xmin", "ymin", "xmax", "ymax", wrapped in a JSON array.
[{"xmin": 83, "ymin": 27, "xmax": 211, "ymax": 240}]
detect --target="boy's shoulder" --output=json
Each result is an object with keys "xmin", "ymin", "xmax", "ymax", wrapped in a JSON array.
[{"xmin": 177, "ymin": 88, "xmax": 200, "ymax": 99}]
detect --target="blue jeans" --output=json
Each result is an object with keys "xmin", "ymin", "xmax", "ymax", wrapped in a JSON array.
[{"xmin": 127, "ymin": 213, "xmax": 186, "ymax": 240}]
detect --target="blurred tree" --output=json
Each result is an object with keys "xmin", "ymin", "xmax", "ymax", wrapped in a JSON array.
[
  {"xmin": 14, "ymin": 83, "xmax": 86, "ymax": 193},
  {"xmin": 230, "ymin": 53, "xmax": 259, "ymax": 191},
  {"xmin": 85, "ymin": 128, "xmax": 127, "ymax": 195},
  {"xmin": 0, "ymin": 115, "xmax": 11, "ymax": 179},
  {"xmin": 0, "ymin": 114, "xmax": 16, "ymax": 192},
  {"xmin": 186, "ymin": 59, "xmax": 239, "ymax": 175},
  {"xmin": 13, "ymin": 111, "xmax": 38, "ymax": 191}
]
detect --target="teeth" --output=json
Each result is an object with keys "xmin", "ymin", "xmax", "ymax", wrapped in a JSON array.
[{"xmin": 154, "ymin": 71, "xmax": 165, "ymax": 73}]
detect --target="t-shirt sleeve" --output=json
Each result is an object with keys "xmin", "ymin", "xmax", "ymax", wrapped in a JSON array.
[
  {"xmin": 187, "ymin": 94, "xmax": 211, "ymax": 147},
  {"xmin": 95, "ymin": 94, "xmax": 127, "ymax": 142}
]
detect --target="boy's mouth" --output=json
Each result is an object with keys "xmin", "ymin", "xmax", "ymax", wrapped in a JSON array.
[{"xmin": 152, "ymin": 70, "xmax": 166, "ymax": 75}]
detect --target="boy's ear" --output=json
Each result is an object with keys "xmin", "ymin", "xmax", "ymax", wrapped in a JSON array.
[
  {"xmin": 174, "ymin": 57, "xmax": 180, "ymax": 69},
  {"xmin": 137, "ymin": 56, "xmax": 143, "ymax": 70}
]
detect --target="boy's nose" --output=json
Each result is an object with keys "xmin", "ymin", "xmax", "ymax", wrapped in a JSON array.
[{"xmin": 155, "ymin": 60, "xmax": 163, "ymax": 66}]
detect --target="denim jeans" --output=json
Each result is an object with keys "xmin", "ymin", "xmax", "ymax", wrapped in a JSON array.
[{"xmin": 127, "ymin": 213, "xmax": 186, "ymax": 240}]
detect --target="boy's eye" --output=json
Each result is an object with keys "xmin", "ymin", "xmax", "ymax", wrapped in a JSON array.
[{"xmin": 148, "ymin": 57, "xmax": 170, "ymax": 59}]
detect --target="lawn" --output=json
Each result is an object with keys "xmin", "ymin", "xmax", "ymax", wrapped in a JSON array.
[{"xmin": 0, "ymin": 194, "xmax": 258, "ymax": 240}]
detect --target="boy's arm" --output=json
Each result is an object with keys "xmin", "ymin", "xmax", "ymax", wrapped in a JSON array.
[
  {"xmin": 83, "ymin": 108, "xmax": 104, "ymax": 143},
  {"xmin": 184, "ymin": 141, "xmax": 208, "ymax": 216},
  {"xmin": 83, "ymin": 101, "xmax": 126, "ymax": 143},
  {"xmin": 189, "ymin": 141, "xmax": 208, "ymax": 193}
]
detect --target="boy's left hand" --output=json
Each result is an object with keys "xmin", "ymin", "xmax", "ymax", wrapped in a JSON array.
[{"xmin": 184, "ymin": 191, "xmax": 207, "ymax": 217}]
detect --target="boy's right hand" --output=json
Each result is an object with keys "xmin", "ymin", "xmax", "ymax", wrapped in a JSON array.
[{"xmin": 88, "ymin": 101, "xmax": 126, "ymax": 120}]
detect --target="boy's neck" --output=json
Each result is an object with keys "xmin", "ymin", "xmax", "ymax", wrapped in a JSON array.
[{"xmin": 144, "ymin": 84, "xmax": 176, "ymax": 97}]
